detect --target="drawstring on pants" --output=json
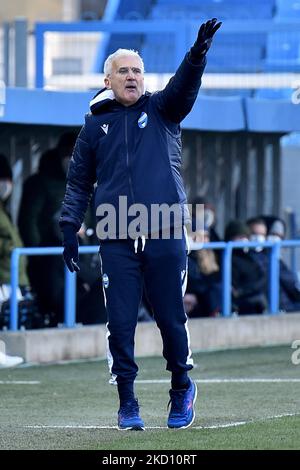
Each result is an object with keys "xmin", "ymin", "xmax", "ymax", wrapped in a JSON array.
[{"xmin": 134, "ymin": 235, "xmax": 146, "ymax": 254}]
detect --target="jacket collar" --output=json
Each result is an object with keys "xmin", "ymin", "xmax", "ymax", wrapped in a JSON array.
[
  {"xmin": 90, "ymin": 88, "xmax": 115, "ymax": 113},
  {"xmin": 90, "ymin": 87, "xmax": 149, "ymax": 115}
]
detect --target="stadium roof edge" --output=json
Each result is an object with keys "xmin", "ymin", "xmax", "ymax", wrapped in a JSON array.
[{"xmin": 0, "ymin": 88, "xmax": 298, "ymax": 133}]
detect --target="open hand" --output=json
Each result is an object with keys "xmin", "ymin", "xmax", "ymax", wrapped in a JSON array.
[{"xmin": 191, "ymin": 18, "xmax": 222, "ymax": 58}]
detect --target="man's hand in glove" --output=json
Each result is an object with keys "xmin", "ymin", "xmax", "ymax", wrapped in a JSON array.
[
  {"xmin": 190, "ymin": 18, "xmax": 222, "ymax": 60},
  {"xmin": 62, "ymin": 224, "xmax": 80, "ymax": 272}
]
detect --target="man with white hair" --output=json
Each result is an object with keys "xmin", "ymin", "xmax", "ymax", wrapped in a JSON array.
[{"xmin": 60, "ymin": 19, "xmax": 221, "ymax": 430}]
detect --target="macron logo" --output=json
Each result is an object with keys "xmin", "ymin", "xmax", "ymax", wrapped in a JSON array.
[{"xmin": 100, "ymin": 124, "xmax": 109, "ymax": 135}]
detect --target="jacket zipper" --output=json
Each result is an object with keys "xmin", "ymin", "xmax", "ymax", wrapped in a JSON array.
[{"xmin": 125, "ymin": 111, "xmax": 135, "ymax": 204}]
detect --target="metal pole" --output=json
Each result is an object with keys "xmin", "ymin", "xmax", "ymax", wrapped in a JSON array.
[
  {"xmin": 222, "ymin": 244, "xmax": 232, "ymax": 317},
  {"xmin": 64, "ymin": 268, "xmax": 77, "ymax": 328},
  {"xmin": 35, "ymin": 23, "xmax": 45, "ymax": 88},
  {"xmin": 3, "ymin": 22, "xmax": 10, "ymax": 86},
  {"xmin": 14, "ymin": 17, "xmax": 28, "ymax": 87},
  {"xmin": 10, "ymin": 249, "xmax": 20, "ymax": 331},
  {"xmin": 269, "ymin": 243, "xmax": 280, "ymax": 314}
]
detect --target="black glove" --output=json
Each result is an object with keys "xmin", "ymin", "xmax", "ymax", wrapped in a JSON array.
[
  {"xmin": 190, "ymin": 18, "xmax": 222, "ymax": 60},
  {"xmin": 61, "ymin": 224, "xmax": 80, "ymax": 272}
]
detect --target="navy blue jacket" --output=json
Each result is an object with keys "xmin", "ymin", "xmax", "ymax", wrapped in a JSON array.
[{"xmin": 60, "ymin": 53, "xmax": 206, "ymax": 238}]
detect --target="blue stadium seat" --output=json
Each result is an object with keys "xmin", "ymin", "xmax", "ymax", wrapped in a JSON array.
[
  {"xmin": 150, "ymin": 0, "xmax": 275, "ymax": 19},
  {"xmin": 265, "ymin": 32, "xmax": 300, "ymax": 71},
  {"xmin": 204, "ymin": 32, "xmax": 265, "ymax": 72},
  {"xmin": 142, "ymin": 25, "xmax": 267, "ymax": 73},
  {"xmin": 206, "ymin": 45, "xmax": 263, "ymax": 72},
  {"xmin": 116, "ymin": 0, "xmax": 152, "ymax": 19},
  {"xmin": 150, "ymin": 6, "xmax": 206, "ymax": 20},
  {"xmin": 275, "ymin": 0, "xmax": 300, "ymax": 19},
  {"xmin": 142, "ymin": 38, "xmax": 175, "ymax": 72}
]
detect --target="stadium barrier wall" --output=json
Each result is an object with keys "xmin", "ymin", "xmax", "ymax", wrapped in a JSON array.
[
  {"xmin": 8, "ymin": 239, "xmax": 300, "ymax": 331},
  {"xmin": 0, "ymin": 313, "xmax": 299, "ymax": 363}
]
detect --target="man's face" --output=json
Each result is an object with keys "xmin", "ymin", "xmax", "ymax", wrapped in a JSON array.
[{"xmin": 104, "ymin": 55, "xmax": 144, "ymax": 107}]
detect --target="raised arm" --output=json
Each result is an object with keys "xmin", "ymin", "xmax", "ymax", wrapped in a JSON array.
[{"xmin": 155, "ymin": 18, "xmax": 222, "ymax": 123}]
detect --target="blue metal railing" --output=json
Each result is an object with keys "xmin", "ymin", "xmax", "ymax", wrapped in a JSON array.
[
  {"xmin": 9, "ymin": 239, "xmax": 300, "ymax": 331},
  {"xmin": 9, "ymin": 246, "xmax": 98, "ymax": 331}
]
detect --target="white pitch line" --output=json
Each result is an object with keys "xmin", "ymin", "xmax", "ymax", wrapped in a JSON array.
[
  {"xmin": 194, "ymin": 412, "xmax": 300, "ymax": 429},
  {"xmin": 24, "ymin": 412, "xmax": 299, "ymax": 431},
  {"xmin": 0, "ymin": 381, "xmax": 40, "ymax": 384},
  {"xmin": 136, "ymin": 378, "xmax": 300, "ymax": 384}
]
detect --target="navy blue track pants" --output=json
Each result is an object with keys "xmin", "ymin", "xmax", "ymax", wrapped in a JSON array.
[{"xmin": 99, "ymin": 233, "xmax": 193, "ymax": 385}]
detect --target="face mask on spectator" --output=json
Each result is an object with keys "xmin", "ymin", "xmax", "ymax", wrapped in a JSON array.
[
  {"xmin": 250, "ymin": 234, "xmax": 265, "ymax": 252},
  {"xmin": 0, "ymin": 180, "xmax": 13, "ymax": 201},
  {"xmin": 267, "ymin": 234, "xmax": 282, "ymax": 243}
]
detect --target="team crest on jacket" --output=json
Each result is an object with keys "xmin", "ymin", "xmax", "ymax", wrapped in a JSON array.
[{"xmin": 138, "ymin": 112, "xmax": 148, "ymax": 128}]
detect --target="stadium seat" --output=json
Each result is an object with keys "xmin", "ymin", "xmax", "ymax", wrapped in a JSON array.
[
  {"xmin": 275, "ymin": 0, "xmax": 300, "ymax": 19},
  {"xmin": 141, "ymin": 39, "xmax": 175, "ymax": 73},
  {"xmin": 150, "ymin": 0, "xmax": 275, "ymax": 19},
  {"xmin": 205, "ymin": 32, "xmax": 265, "ymax": 72},
  {"xmin": 265, "ymin": 32, "xmax": 300, "ymax": 71}
]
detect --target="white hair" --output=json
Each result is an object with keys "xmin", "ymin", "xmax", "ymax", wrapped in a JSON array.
[{"xmin": 103, "ymin": 48, "xmax": 145, "ymax": 76}]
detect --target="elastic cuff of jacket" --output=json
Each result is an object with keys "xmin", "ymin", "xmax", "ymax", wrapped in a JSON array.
[
  {"xmin": 188, "ymin": 50, "xmax": 207, "ymax": 66},
  {"xmin": 61, "ymin": 223, "xmax": 77, "ymax": 237}
]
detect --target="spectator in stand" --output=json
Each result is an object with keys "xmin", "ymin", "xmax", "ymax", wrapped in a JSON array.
[
  {"xmin": 18, "ymin": 133, "xmax": 106, "ymax": 326},
  {"xmin": 247, "ymin": 216, "xmax": 300, "ymax": 312},
  {"xmin": 184, "ymin": 226, "xmax": 222, "ymax": 317},
  {"xmin": 18, "ymin": 133, "xmax": 78, "ymax": 249},
  {"xmin": 268, "ymin": 218, "xmax": 300, "ymax": 312},
  {"xmin": 247, "ymin": 217, "xmax": 268, "ymax": 251},
  {"xmin": 0, "ymin": 154, "xmax": 29, "ymax": 289},
  {"xmin": 0, "ymin": 154, "xmax": 36, "ymax": 328},
  {"xmin": 258, "ymin": 215, "xmax": 286, "ymax": 239},
  {"xmin": 191, "ymin": 196, "xmax": 220, "ymax": 242},
  {"xmin": 225, "ymin": 220, "xmax": 267, "ymax": 315}
]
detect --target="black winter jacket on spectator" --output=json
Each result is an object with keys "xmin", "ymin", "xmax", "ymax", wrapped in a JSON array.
[{"xmin": 232, "ymin": 249, "xmax": 268, "ymax": 314}]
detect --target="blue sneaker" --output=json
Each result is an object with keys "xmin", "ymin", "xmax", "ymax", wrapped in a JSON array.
[
  {"xmin": 118, "ymin": 398, "xmax": 145, "ymax": 431},
  {"xmin": 167, "ymin": 379, "xmax": 197, "ymax": 429}
]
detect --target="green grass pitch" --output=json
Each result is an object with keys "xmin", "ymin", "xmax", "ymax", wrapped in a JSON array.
[{"xmin": 0, "ymin": 345, "xmax": 299, "ymax": 450}]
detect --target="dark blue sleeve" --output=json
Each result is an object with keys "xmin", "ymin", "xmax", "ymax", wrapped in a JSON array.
[
  {"xmin": 154, "ymin": 52, "xmax": 206, "ymax": 124},
  {"xmin": 59, "ymin": 119, "xmax": 96, "ymax": 231}
]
